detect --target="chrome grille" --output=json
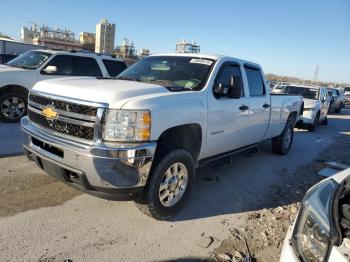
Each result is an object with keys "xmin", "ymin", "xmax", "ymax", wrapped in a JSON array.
[
  {"xmin": 29, "ymin": 94, "xmax": 98, "ymax": 116},
  {"xmin": 28, "ymin": 93, "xmax": 100, "ymax": 141}
]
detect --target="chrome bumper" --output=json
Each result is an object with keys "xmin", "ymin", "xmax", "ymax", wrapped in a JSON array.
[{"xmin": 21, "ymin": 117, "xmax": 156, "ymax": 198}]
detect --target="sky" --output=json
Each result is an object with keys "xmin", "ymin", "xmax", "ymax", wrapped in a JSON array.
[{"xmin": 1, "ymin": 0, "xmax": 349, "ymax": 83}]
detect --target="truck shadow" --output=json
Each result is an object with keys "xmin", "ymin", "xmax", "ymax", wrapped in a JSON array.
[{"xmin": 171, "ymin": 109, "xmax": 350, "ymax": 221}]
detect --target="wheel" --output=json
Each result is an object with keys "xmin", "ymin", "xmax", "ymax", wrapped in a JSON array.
[
  {"xmin": 335, "ymin": 107, "xmax": 341, "ymax": 113},
  {"xmin": 135, "ymin": 149, "xmax": 195, "ymax": 220},
  {"xmin": 0, "ymin": 92, "xmax": 27, "ymax": 123},
  {"xmin": 272, "ymin": 118, "xmax": 294, "ymax": 155},
  {"xmin": 321, "ymin": 116, "xmax": 328, "ymax": 125},
  {"xmin": 307, "ymin": 113, "xmax": 320, "ymax": 132}
]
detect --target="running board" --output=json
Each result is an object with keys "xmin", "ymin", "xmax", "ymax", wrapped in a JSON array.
[{"xmin": 195, "ymin": 143, "xmax": 259, "ymax": 168}]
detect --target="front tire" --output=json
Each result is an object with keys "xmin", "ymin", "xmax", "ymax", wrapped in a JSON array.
[
  {"xmin": 0, "ymin": 92, "xmax": 27, "ymax": 123},
  {"xmin": 321, "ymin": 116, "xmax": 328, "ymax": 125},
  {"xmin": 272, "ymin": 118, "xmax": 294, "ymax": 155},
  {"xmin": 308, "ymin": 112, "xmax": 320, "ymax": 132},
  {"xmin": 135, "ymin": 149, "xmax": 195, "ymax": 220}
]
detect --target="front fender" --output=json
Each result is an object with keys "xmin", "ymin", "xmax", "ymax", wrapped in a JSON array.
[{"xmin": 121, "ymin": 91, "xmax": 207, "ymax": 141}]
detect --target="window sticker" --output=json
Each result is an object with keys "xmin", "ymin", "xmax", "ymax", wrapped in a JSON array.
[{"xmin": 189, "ymin": 59, "xmax": 213, "ymax": 66}]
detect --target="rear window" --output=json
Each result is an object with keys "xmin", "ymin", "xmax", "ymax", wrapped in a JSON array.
[
  {"xmin": 244, "ymin": 66, "xmax": 265, "ymax": 96},
  {"xmin": 102, "ymin": 59, "xmax": 127, "ymax": 77},
  {"xmin": 74, "ymin": 57, "xmax": 102, "ymax": 77}
]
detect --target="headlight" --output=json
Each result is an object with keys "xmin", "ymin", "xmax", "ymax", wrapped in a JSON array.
[
  {"xmin": 292, "ymin": 179, "xmax": 339, "ymax": 261},
  {"xmin": 102, "ymin": 110, "xmax": 151, "ymax": 142},
  {"xmin": 304, "ymin": 107, "xmax": 316, "ymax": 111}
]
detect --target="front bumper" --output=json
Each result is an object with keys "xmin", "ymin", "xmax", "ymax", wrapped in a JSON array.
[
  {"xmin": 300, "ymin": 110, "xmax": 316, "ymax": 124},
  {"xmin": 21, "ymin": 117, "xmax": 157, "ymax": 200}
]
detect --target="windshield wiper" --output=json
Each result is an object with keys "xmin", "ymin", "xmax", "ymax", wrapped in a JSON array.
[{"xmin": 116, "ymin": 76, "xmax": 140, "ymax": 82}]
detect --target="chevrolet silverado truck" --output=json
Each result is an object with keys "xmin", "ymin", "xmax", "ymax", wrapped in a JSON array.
[
  {"xmin": 21, "ymin": 53, "xmax": 303, "ymax": 219},
  {"xmin": 0, "ymin": 50, "xmax": 127, "ymax": 122}
]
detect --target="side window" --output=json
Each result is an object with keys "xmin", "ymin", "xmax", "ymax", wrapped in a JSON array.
[
  {"xmin": 244, "ymin": 66, "xmax": 265, "ymax": 96},
  {"xmin": 102, "ymin": 59, "xmax": 127, "ymax": 77},
  {"xmin": 215, "ymin": 65, "xmax": 244, "ymax": 98},
  {"xmin": 42, "ymin": 55, "xmax": 74, "ymax": 75},
  {"xmin": 74, "ymin": 57, "xmax": 102, "ymax": 77}
]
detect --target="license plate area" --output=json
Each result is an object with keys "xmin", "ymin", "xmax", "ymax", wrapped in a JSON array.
[{"xmin": 31, "ymin": 137, "xmax": 64, "ymax": 158}]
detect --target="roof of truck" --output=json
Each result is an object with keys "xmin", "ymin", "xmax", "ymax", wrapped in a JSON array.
[
  {"xmin": 150, "ymin": 53, "xmax": 261, "ymax": 67},
  {"xmin": 25, "ymin": 49, "xmax": 124, "ymax": 61}
]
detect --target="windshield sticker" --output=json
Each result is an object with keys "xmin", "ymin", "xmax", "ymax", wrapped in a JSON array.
[{"xmin": 190, "ymin": 59, "xmax": 213, "ymax": 66}]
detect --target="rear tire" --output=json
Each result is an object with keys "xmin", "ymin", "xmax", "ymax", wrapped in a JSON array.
[
  {"xmin": 335, "ymin": 107, "xmax": 341, "ymax": 113},
  {"xmin": 272, "ymin": 118, "xmax": 294, "ymax": 155},
  {"xmin": 135, "ymin": 149, "xmax": 195, "ymax": 220},
  {"xmin": 0, "ymin": 92, "xmax": 27, "ymax": 123}
]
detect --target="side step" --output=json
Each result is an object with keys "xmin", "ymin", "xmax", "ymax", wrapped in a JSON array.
[{"xmin": 196, "ymin": 144, "xmax": 259, "ymax": 169}]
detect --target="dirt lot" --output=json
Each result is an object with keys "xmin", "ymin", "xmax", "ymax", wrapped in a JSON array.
[
  {"xmin": 213, "ymin": 134, "xmax": 350, "ymax": 261},
  {"xmin": 0, "ymin": 109, "xmax": 349, "ymax": 262}
]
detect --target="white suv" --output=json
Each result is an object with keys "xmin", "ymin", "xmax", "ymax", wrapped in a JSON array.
[
  {"xmin": 0, "ymin": 50, "xmax": 127, "ymax": 122},
  {"xmin": 282, "ymin": 84, "xmax": 330, "ymax": 131}
]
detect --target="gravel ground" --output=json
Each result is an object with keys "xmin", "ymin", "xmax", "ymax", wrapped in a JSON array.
[{"xmin": 213, "ymin": 133, "xmax": 350, "ymax": 262}]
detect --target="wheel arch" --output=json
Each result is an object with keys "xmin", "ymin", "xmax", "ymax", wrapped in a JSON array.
[
  {"xmin": 154, "ymin": 123, "xmax": 202, "ymax": 162},
  {"xmin": 0, "ymin": 85, "xmax": 29, "ymax": 98}
]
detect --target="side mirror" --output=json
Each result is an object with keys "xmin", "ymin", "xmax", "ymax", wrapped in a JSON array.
[
  {"xmin": 213, "ymin": 76, "xmax": 241, "ymax": 99},
  {"xmin": 43, "ymin": 65, "xmax": 57, "ymax": 74}
]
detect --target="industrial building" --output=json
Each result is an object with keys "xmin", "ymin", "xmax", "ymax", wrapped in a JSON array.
[
  {"xmin": 175, "ymin": 40, "xmax": 200, "ymax": 53},
  {"xmin": 21, "ymin": 23, "xmax": 81, "ymax": 51},
  {"xmin": 79, "ymin": 32, "xmax": 96, "ymax": 51},
  {"xmin": 95, "ymin": 18, "xmax": 115, "ymax": 55},
  {"xmin": 139, "ymin": 48, "xmax": 150, "ymax": 58}
]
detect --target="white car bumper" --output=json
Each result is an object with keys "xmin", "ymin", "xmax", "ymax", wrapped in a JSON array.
[
  {"xmin": 280, "ymin": 219, "xmax": 299, "ymax": 261},
  {"xmin": 300, "ymin": 110, "xmax": 316, "ymax": 124}
]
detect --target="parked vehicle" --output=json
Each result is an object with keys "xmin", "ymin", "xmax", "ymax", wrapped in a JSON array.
[
  {"xmin": 0, "ymin": 50, "xmax": 127, "ymax": 122},
  {"xmin": 282, "ymin": 84, "xmax": 330, "ymax": 131},
  {"xmin": 280, "ymin": 167, "xmax": 350, "ymax": 262},
  {"xmin": 327, "ymin": 87, "xmax": 343, "ymax": 113},
  {"xmin": 344, "ymin": 87, "xmax": 350, "ymax": 105},
  {"xmin": 21, "ymin": 53, "xmax": 303, "ymax": 219},
  {"xmin": 0, "ymin": 53, "xmax": 18, "ymax": 64}
]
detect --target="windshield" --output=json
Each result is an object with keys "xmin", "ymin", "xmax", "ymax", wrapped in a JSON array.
[
  {"xmin": 282, "ymin": 86, "xmax": 320, "ymax": 100},
  {"xmin": 344, "ymin": 87, "xmax": 350, "ymax": 92},
  {"xmin": 117, "ymin": 56, "xmax": 215, "ymax": 91},
  {"xmin": 7, "ymin": 51, "xmax": 52, "ymax": 70}
]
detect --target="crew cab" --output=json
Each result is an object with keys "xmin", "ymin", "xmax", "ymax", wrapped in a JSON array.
[
  {"xmin": 0, "ymin": 50, "xmax": 127, "ymax": 122},
  {"xmin": 281, "ymin": 167, "xmax": 350, "ymax": 262},
  {"xmin": 282, "ymin": 84, "xmax": 330, "ymax": 131},
  {"xmin": 21, "ymin": 53, "xmax": 303, "ymax": 219}
]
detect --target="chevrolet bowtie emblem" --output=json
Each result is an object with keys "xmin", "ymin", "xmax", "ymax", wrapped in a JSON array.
[{"xmin": 42, "ymin": 107, "xmax": 58, "ymax": 120}]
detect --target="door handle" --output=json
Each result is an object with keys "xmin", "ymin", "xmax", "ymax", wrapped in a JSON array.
[
  {"xmin": 263, "ymin": 103, "xmax": 270, "ymax": 109},
  {"xmin": 239, "ymin": 105, "xmax": 249, "ymax": 111}
]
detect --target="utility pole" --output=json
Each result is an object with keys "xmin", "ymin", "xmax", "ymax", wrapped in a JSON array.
[{"xmin": 313, "ymin": 66, "xmax": 319, "ymax": 82}]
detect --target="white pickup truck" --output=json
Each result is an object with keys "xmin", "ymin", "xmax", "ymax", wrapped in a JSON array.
[
  {"xmin": 0, "ymin": 50, "xmax": 127, "ymax": 122},
  {"xmin": 21, "ymin": 53, "xmax": 303, "ymax": 219}
]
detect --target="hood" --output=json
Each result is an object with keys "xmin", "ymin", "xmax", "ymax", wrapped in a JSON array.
[
  {"xmin": 32, "ymin": 77, "xmax": 170, "ymax": 108},
  {"xmin": 0, "ymin": 64, "xmax": 28, "ymax": 72},
  {"xmin": 303, "ymin": 98, "xmax": 319, "ymax": 108}
]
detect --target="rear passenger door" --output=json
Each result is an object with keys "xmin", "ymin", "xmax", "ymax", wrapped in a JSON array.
[{"xmin": 243, "ymin": 65, "xmax": 270, "ymax": 144}]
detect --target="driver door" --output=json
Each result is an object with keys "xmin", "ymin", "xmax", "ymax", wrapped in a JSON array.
[{"xmin": 206, "ymin": 63, "xmax": 252, "ymax": 157}]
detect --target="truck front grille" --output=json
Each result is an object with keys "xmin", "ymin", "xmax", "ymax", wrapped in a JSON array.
[
  {"xmin": 29, "ymin": 94, "xmax": 98, "ymax": 116},
  {"xmin": 28, "ymin": 93, "xmax": 99, "ymax": 141},
  {"xmin": 28, "ymin": 111, "xmax": 95, "ymax": 140}
]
